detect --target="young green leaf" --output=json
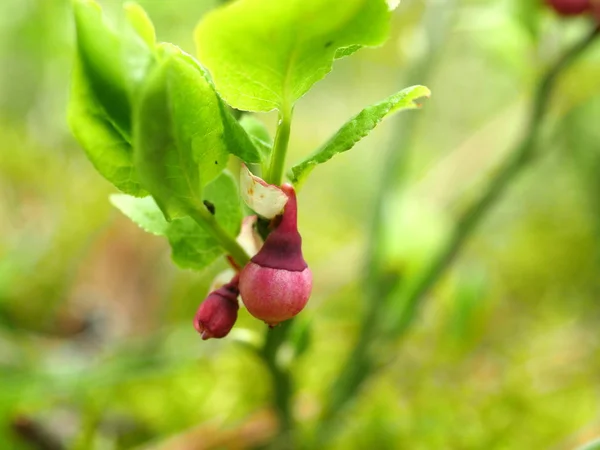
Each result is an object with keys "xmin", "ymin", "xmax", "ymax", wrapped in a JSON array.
[
  {"xmin": 166, "ymin": 218, "xmax": 224, "ymax": 270},
  {"xmin": 239, "ymin": 115, "xmax": 272, "ymax": 161},
  {"xmin": 334, "ymin": 44, "xmax": 362, "ymax": 59},
  {"xmin": 121, "ymin": 3, "xmax": 156, "ymax": 95},
  {"xmin": 195, "ymin": 0, "xmax": 395, "ymax": 112},
  {"xmin": 73, "ymin": 0, "xmax": 132, "ymax": 135},
  {"xmin": 111, "ymin": 171, "xmax": 242, "ymax": 270},
  {"xmin": 69, "ymin": 0, "xmax": 155, "ymax": 196},
  {"xmin": 203, "ymin": 169, "xmax": 243, "ymax": 238},
  {"xmin": 134, "ymin": 45, "xmax": 230, "ymax": 219},
  {"xmin": 123, "ymin": 2, "xmax": 156, "ymax": 49},
  {"xmin": 170, "ymin": 170, "xmax": 243, "ymax": 270},
  {"xmin": 175, "ymin": 51, "xmax": 263, "ymax": 165},
  {"xmin": 110, "ymin": 194, "xmax": 168, "ymax": 236},
  {"xmin": 217, "ymin": 99, "xmax": 264, "ymax": 164},
  {"xmin": 290, "ymin": 85, "xmax": 431, "ymax": 186},
  {"xmin": 69, "ymin": 60, "xmax": 147, "ymax": 196}
]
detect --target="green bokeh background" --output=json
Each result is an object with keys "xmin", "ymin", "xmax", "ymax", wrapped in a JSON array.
[{"xmin": 1, "ymin": 0, "xmax": 600, "ymax": 448}]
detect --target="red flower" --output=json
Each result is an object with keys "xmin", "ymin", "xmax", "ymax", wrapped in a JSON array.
[{"xmin": 239, "ymin": 185, "xmax": 312, "ymax": 326}]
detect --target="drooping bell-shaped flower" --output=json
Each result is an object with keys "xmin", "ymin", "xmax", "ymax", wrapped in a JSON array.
[
  {"xmin": 239, "ymin": 184, "xmax": 312, "ymax": 326},
  {"xmin": 193, "ymin": 276, "xmax": 240, "ymax": 340}
]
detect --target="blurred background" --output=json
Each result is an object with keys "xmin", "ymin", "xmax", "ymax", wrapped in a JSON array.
[{"xmin": 1, "ymin": 0, "xmax": 600, "ymax": 448}]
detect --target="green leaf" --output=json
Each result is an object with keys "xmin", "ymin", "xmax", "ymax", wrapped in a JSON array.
[
  {"xmin": 134, "ymin": 45, "xmax": 230, "ymax": 219},
  {"xmin": 68, "ymin": 59, "xmax": 147, "ymax": 196},
  {"xmin": 168, "ymin": 171, "xmax": 243, "ymax": 270},
  {"xmin": 334, "ymin": 44, "xmax": 362, "ymax": 59},
  {"xmin": 120, "ymin": 3, "xmax": 156, "ymax": 95},
  {"xmin": 290, "ymin": 85, "xmax": 431, "ymax": 186},
  {"xmin": 111, "ymin": 171, "xmax": 242, "ymax": 270},
  {"xmin": 195, "ymin": 0, "xmax": 394, "ymax": 112},
  {"xmin": 166, "ymin": 218, "xmax": 224, "ymax": 270},
  {"xmin": 175, "ymin": 51, "xmax": 263, "ymax": 165},
  {"xmin": 109, "ymin": 194, "xmax": 168, "ymax": 235},
  {"xmin": 239, "ymin": 115, "xmax": 272, "ymax": 161},
  {"xmin": 218, "ymin": 99, "xmax": 264, "ymax": 164},
  {"xmin": 123, "ymin": 2, "xmax": 156, "ymax": 49},
  {"xmin": 203, "ymin": 169, "xmax": 243, "ymax": 238},
  {"xmin": 73, "ymin": 0, "xmax": 132, "ymax": 135},
  {"xmin": 69, "ymin": 0, "xmax": 156, "ymax": 196}
]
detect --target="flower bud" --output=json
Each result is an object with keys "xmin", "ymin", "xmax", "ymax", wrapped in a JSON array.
[
  {"xmin": 545, "ymin": 0, "xmax": 591, "ymax": 16},
  {"xmin": 193, "ymin": 276, "xmax": 240, "ymax": 340},
  {"xmin": 239, "ymin": 184, "xmax": 312, "ymax": 326}
]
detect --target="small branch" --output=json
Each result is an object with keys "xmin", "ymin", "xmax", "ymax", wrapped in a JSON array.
[
  {"xmin": 252, "ymin": 219, "xmax": 295, "ymax": 447},
  {"xmin": 188, "ymin": 206, "xmax": 250, "ymax": 268},
  {"xmin": 266, "ymin": 107, "xmax": 293, "ymax": 186},
  {"xmin": 253, "ymin": 104, "xmax": 296, "ymax": 447},
  {"xmin": 315, "ymin": 1, "xmax": 459, "ymax": 440},
  {"xmin": 317, "ymin": 24, "xmax": 600, "ymax": 443},
  {"xmin": 258, "ymin": 321, "xmax": 295, "ymax": 449},
  {"xmin": 192, "ymin": 197, "xmax": 295, "ymax": 443},
  {"xmin": 386, "ymin": 24, "xmax": 600, "ymax": 338}
]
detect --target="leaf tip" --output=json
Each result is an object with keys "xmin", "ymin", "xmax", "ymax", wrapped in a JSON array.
[
  {"xmin": 410, "ymin": 86, "xmax": 432, "ymax": 108},
  {"xmin": 123, "ymin": 1, "xmax": 156, "ymax": 48}
]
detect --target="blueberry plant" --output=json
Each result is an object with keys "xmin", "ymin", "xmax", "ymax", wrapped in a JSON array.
[
  {"xmin": 68, "ymin": 0, "xmax": 600, "ymax": 446},
  {"xmin": 69, "ymin": 0, "xmax": 428, "ymax": 330}
]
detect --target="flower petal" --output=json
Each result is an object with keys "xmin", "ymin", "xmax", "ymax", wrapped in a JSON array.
[
  {"xmin": 236, "ymin": 215, "xmax": 264, "ymax": 257},
  {"xmin": 240, "ymin": 164, "xmax": 288, "ymax": 219}
]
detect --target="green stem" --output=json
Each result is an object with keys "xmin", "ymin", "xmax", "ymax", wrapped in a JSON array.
[
  {"xmin": 364, "ymin": 0, "xmax": 458, "ymax": 319},
  {"xmin": 257, "ymin": 105, "xmax": 296, "ymax": 447},
  {"xmin": 252, "ymin": 220, "xmax": 295, "ymax": 447},
  {"xmin": 259, "ymin": 321, "xmax": 294, "ymax": 449},
  {"xmin": 188, "ymin": 206, "xmax": 250, "ymax": 268},
  {"xmin": 266, "ymin": 106, "xmax": 293, "ymax": 185},
  {"xmin": 315, "ymin": 2, "xmax": 458, "ymax": 440},
  {"xmin": 317, "ymin": 24, "xmax": 600, "ymax": 442},
  {"xmin": 387, "ymin": 24, "xmax": 600, "ymax": 338}
]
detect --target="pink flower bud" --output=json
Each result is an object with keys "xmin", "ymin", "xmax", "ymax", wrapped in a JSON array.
[
  {"xmin": 545, "ymin": 0, "xmax": 591, "ymax": 16},
  {"xmin": 193, "ymin": 276, "xmax": 240, "ymax": 340},
  {"xmin": 239, "ymin": 184, "xmax": 312, "ymax": 327}
]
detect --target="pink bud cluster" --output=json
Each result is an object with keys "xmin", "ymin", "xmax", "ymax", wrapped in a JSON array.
[{"xmin": 193, "ymin": 184, "xmax": 312, "ymax": 339}]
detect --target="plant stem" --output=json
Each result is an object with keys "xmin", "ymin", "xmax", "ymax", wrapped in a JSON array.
[
  {"xmin": 188, "ymin": 206, "xmax": 250, "ymax": 268},
  {"xmin": 254, "ymin": 216, "xmax": 295, "ymax": 446},
  {"xmin": 191, "ymin": 199, "xmax": 295, "ymax": 443},
  {"xmin": 387, "ymin": 24, "xmax": 600, "ymax": 338},
  {"xmin": 317, "ymin": 24, "xmax": 600, "ymax": 442},
  {"xmin": 259, "ymin": 320, "xmax": 294, "ymax": 448},
  {"xmin": 315, "ymin": 2, "xmax": 458, "ymax": 440},
  {"xmin": 266, "ymin": 106, "xmax": 293, "ymax": 185},
  {"xmin": 254, "ymin": 104, "xmax": 296, "ymax": 446}
]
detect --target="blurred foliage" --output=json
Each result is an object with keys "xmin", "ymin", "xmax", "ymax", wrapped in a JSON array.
[{"xmin": 1, "ymin": 0, "xmax": 600, "ymax": 449}]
